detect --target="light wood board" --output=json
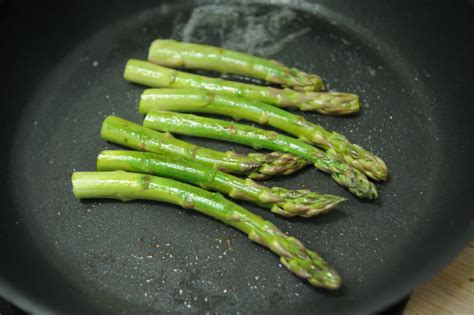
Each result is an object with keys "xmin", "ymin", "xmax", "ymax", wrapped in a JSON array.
[{"xmin": 404, "ymin": 242, "xmax": 474, "ymax": 315}]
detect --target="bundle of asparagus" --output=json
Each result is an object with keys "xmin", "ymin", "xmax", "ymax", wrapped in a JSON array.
[
  {"xmin": 72, "ymin": 38, "xmax": 390, "ymax": 291},
  {"xmin": 143, "ymin": 110, "xmax": 377, "ymax": 199},
  {"xmin": 139, "ymin": 89, "xmax": 388, "ymax": 181},
  {"xmin": 101, "ymin": 115, "xmax": 307, "ymax": 180},
  {"xmin": 124, "ymin": 59, "xmax": 359, "ymax": 115},
  {"xmin": 147, "ymin": 39, "xmax": 324, "ymax": 92},
  {"xmin": 97, "ymin": 150, "xmax": 345, "ymax": 218}
]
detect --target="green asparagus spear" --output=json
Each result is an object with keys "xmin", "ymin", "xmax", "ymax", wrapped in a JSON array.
[
  {"xmin": 143, "ymin": 111, "xmax": 378, "ymax": 199},
  {"xmin": 72, "ymin": 171, "xmax": 342, "ymax": 289},
  {"xmin": 139, "ymin": 89, "xmax": 388, "ymax": 181},
  {"xmin": 124, "ymin": 59, "xmax": 359, "ymax": 115},
  {"xmin": 101, "ymin": 116, "xmax": 308, "ymax": 180},
  {"xmin": 148, "ymin": 39, "xmax": 324, "ymax": 91},
  {"xmin": 98, "ymin": 150, "xmax": 345, "ymax": 218}
]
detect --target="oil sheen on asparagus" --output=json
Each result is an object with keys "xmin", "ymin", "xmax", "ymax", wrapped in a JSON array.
[
  {"xmin": 124, "ymin": 59, "xmax": 359, "ymax": 115},
  {"xmin": 72, "ymin": 171, "xmax": 342, "ymax": 289},
  {"xmin": 148, "ymin": 39, "xmax": 324, "ymax": 91},
  {"xmin": 143, "ymin": 111, "xmax": 378, "ymax": 199},
  {"xmin": 139, "ymin": 89, "xmax": 388, "ymax": 180}
]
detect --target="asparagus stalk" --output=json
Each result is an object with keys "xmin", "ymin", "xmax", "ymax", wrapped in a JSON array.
[
  {"xmin": 101, "ymin": 116, "xmax": 308, "ymax": 180},
  {"xmin": 98, "ymin": 150, "xmax": 345, "ymax": 218},
  {"xmin": 148, "ymin": 39, "xmax": 324, "ymax": 91},
  {"xmin": 124, "ymin": 59, "xmax": 359, "ymax": 115},
  {"xmin": 139, "ymin": 89, "xmax": 388, "ymax": 181},
  {"xmin": 72, "ymin": 171, "xmax": 342, "ymax": 289},
  {"xmin": 144, "ymin": 111, "xmax": 378, "ymax": 199}
]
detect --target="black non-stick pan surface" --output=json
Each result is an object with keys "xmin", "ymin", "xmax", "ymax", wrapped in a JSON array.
[{"xmin": 0, "ymin": 0, "xmax": 473, "ymax": 314}]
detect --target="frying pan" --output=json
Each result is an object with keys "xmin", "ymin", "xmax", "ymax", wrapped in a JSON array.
[{"xmin": 0, "ymin": 0, "xmax": 473, "ymax": 314}]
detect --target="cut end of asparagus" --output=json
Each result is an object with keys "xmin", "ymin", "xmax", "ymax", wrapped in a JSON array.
[
  {"xmin": 71, "ymin": 172, "xmax": 85, "ymax": 199},
  {"xmin": 246, "ymin": 152, "xmax": 309, "ymax": 180},
  {"xmin": 71, "ymin": 171, "xmax": 134, "ymax": 202},
  {"xmin": 270, "ymin": 187, "xmax": 346, "ymax": 217},
  {"xmin": 124, "ymin": 59, "xmax": 177, "ymax": 88},
  {"xmin": 299, "ymin": 92, "xmax": 360, "ymax": 115}
]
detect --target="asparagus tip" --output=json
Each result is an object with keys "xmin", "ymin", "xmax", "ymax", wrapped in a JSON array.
[
  {"xmin": 331, "ymin": 168, "xmax": 378, "ymax": 200},
  {"xmin": 299, "ymin": 92, "xmax": 360, "ymax": 115},
  {"xmin": 247, "ymin": 152, "xmax": 309, "ymax": 180},
  {"xmin": 309, "ymin": 269, "xmax": 342, "ymax": 289},
  {"xmin": 271, "ymin": 188, "xmax": 346, "ymax": 218},
  {"xmin": 321, "ymin": 93, "xmax": 360, "ymax": 115}
]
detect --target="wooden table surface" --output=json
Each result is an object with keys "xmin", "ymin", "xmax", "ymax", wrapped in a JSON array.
[{"xmin": 403, "ymin": 242, "xmax": 474, "ymax": 315}]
